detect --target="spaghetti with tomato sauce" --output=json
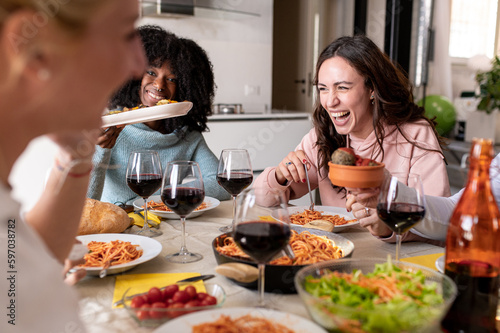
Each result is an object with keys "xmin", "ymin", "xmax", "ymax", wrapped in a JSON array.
[{"xmin": 216, "ymin": 230, "xmax": 343, "ymax": 265}]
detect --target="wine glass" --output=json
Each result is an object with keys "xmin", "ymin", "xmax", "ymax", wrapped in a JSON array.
[
  {"xmin": 126, "ymin": 151, "xmax": 163, "ymax": 237},
  {"xmin": 161, "ymin": 161, "xmax": 205, "ymax": 263},
  {"xmin": 376, "ymin": 173, "xmax": 426, "ymax": 261},
  {"xmin": 233, "ymin": 187, "xmax": 291, "ymax": 307},
  {"xmin": 217, "ymin": 149, "xmax": 253, "ymax": 233}
]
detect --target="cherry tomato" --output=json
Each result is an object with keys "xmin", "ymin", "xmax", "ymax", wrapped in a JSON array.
[
  {"xmin": 184, "ymin": 299, "xmax": 200, "ymax": 308},
  {"xmin": 196, "ymin": 292, "xmax": 208, "ymax": 301},
  {"xmin": 172, "ymin": 290, "xmax": 190, "ymax": 304},
  {"xmin": 148, "ymin": 287, "xmax": 163, "ymax": 304},
  {"xmin": 162, "ymin": 284, "xmax": 179, "ymax": 300},
  {"xmin": 202, "ymin": 295, "xmax": 217, "ymax": 306},
  {"xmin": 140, "ymin": 295, "xmax": 150, "ymax": 305},
  {"xmin": 166, "ymin": 302, "xmax": 185, "ymax": 318},
  {"xmin": 136, "ymin": 304, "xmax": 150, "ymax": 321},
  {"xmin": 130, "ymin": 295, "xmax": 145, "ymax": 309},
  {"xmin": 184, "ymin": 286, "xmax": 197, "ymax": 300},
  {"xmin": 150, "ymin": 302, "xmax": 167, "ymax": 319}
]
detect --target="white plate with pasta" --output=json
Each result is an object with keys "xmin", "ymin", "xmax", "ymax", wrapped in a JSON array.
[
  {"xmin": 76, "ymin": 233, "xmax": 162, "ymax": 276},
  {"xmin": 154, "ymin": 307, "xmax": 327, "ymax": 333},
  {"xmin": 101, "ymin": 101, "xmax": 193, "ymax": 127},
  {"xmin": 271, "ymin": 206, "xmax": 359, "ymax": 232},
  {"xmin": 132, "ymin": 195, "xmax": 220, "ymax": 219}
]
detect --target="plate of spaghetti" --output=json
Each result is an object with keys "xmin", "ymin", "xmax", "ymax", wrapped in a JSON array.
[
  {"xmin": 272, "ymin": 206, "xmax": 359, "ymax": 232},
  {"xmin": 212, "ymin": 225, "xmax": 354, "ymax": 293},
  {"xmin": 76, "ymin": 233, "xmax": 162, "ymax": 276},
  {"xmin": 155, "ymin": 307, "xmax": 327, "ymax": 333},
  {"xmin": 132, "ymin": 195, "xmax": 220, "ymax": 219}
]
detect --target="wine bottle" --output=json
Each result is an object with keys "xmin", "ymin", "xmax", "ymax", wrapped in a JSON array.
[{"xmin": 441, "ymin": 138, "xmax": 500, "ymax": 333}]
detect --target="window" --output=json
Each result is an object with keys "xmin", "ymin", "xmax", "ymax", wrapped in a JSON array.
[{"xmin": 449, "ymin": 0, "xmax": 498, "ymax": 59}]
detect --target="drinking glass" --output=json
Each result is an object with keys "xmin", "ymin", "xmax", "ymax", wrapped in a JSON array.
[
  {"xmin": 126, "ymin": 151, "xmax": 163, "ymax": 237},
  {"xmin": 161, "ymin": 161, "xmax": 204, "ymax": 263},
  {"xmin": 217, "ymin": 149, "xmax": 253, "ymax": 233},
  {"xmin": 376, "ymin": 173, "xmax": 426, "ymax": 261},
  {"xmin": 233, "ymin": 187, "xmax": 291, "ymax": 307}
]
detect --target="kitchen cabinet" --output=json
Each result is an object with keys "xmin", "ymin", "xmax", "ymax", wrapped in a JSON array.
[{"xmin": 204, "ymin": 112, "xmax": 313, "ymax": 172}]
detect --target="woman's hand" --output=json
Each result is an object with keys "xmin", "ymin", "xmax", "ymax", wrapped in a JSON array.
[
  {"xmin": 97, "ymin": 126, "xmax": 125, "ymax": 149},
  {"xmin": 345, "ymin": 168, "xmax": 393, "ymax": 238},
  {"xmin": 346, "ymin": 191, "xmax": 392, "ymax": 237},
  {"xmin": 275, "ymin": 150, "xmax": 309, "ymax": 185},
  {"xmin": 62, "ymin": 242, "xmax": 88, "ymax": 285}
]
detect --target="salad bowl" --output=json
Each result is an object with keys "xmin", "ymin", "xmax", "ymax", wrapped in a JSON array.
[{"xmin": 294, "ymin": 258, "xmax": 457, "ymax": 332}]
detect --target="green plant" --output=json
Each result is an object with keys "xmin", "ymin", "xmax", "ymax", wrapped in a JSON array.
[{"xmin": 476, "ymin": 56, "xmax": 500, "ymax": 114}]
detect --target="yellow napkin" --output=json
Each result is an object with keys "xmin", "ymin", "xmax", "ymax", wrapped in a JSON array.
[
  {"xmin": 401, "ymin": 252, "xmax": 444, "ymax": 271},
  {"xmin": 259, "ymin": 215, "xmax": 275, "ymax": 221},
  {"xmin": 112, "ymin": 273, "xmax": 206, "ymax": 308},
  {"xmin": 128, "ymin": 211, "xmax": 161, "ymax": 228}
]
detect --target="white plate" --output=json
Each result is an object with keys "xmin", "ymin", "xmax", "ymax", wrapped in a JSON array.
[
  {"xmin": 76, "ymin": 233, "xmax": 162, "ymax": 276},
  {"xmin": 435, "ymin": 255, "xmax": 444, "ymax": 273},
  {"xmin": 153, "ymin": 307, "xmax": 327, "ymax": 333},
  {"xmin": 133, "ymin": 195, "xmax": 220, "ymax": 219},
  {"xmin": 272, "ymin": 206, "xmax": 359, "ymax": 232},
  {"xmin": 101, "ymin": 101, "xmax": 193, "ymax": 127}
]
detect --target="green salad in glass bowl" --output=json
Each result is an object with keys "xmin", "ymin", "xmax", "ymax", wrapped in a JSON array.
[{"xmin": 294, "ymin": 257, "xmax": 457, "ymax": 333}]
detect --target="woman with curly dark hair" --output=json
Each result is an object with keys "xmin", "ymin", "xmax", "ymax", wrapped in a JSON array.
[
  {"xmin": 254, "ymin": 35, "xmax": 450, "ymax": 239},
  {"xmin": 87, "ymin": 25, "xmax": 230, "ymax": 204}
]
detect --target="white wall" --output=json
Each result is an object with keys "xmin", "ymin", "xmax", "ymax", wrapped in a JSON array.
[{"xmin": 139, "ymin": 0, "xmax": 274, "ymax": 113}]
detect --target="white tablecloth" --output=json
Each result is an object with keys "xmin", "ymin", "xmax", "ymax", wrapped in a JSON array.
[{"xmin": 75, "ymin": 200, "xmax": 444, "ymax": 332}]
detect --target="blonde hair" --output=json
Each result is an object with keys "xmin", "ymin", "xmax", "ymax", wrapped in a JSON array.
[
  {"xmin": 0, "ymin": 0, "xmax": 115, "ymax": 87},
  {"xmin": 0, "ymin": 0, "xmax": 108, "ymax": 33}
]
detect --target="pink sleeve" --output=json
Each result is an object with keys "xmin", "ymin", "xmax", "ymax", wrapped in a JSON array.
[{"xmin": 406, "ymin": 124, "xmax": 450, "ymax": 197}]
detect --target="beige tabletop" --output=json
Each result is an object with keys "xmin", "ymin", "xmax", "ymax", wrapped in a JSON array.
[{"xmin": 75, "ymin": 200, "xmax": 444, "ymax": 332}]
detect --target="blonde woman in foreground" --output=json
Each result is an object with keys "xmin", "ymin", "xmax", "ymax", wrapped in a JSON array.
[{"xmin": 0, "ymin": 0, "xmax": 145, "ymax": 331}]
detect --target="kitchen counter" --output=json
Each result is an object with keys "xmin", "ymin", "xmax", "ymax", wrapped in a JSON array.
[
  {"xmin": 208, "ymin": 112, "xmax": 311, "ymax": 121},
  {"xmin": 204, "ymin": 112, "xmax": 313, "ymax": 172}
]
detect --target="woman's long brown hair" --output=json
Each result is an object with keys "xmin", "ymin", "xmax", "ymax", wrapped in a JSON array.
[{"xmin": 313, "ymin": 35, "xmax": 446, "ymax": 180}]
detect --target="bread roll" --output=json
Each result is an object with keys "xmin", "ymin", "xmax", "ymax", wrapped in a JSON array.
[{"xmin": 78, "ymin": 198, "xmax": 131, "ymax": 235}]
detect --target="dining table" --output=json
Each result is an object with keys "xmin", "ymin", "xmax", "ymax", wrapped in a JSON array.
[{"xmin": 74, "ymin": 199, "xmax": 450, "ymax": 332}]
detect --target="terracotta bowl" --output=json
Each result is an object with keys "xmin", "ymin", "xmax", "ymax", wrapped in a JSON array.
[{"xmin": 328, "ymin": 161, "xmax": 385, "ymax": 188}]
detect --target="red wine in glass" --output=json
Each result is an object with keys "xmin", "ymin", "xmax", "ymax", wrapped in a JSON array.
[
  {"xmin": 161, "ymin": 187, "xmax": 205, "ymax": 217},
  {"xmin": 127, "ymin": 174, "xmax": 162, "ymax": 198},
  {"xmin": 217, "ymin": 172, "xmax": 253, "ymax": 196},
  {"xmin": 126, "ymin": 151, "xmax": 162, "ymax": 237},
  {"xmin": 234, "ymin": 221, "xmax": 291, "ymax": 263},
  {"xmin": 233, "ymin": 187, "xmax": 290, "ymax": 307},
  {"xmin": 217, "ymin": 149, "xmax": 253, "ymax": 233},
  {"xmin": 376, "ymin": 173, "xmax": 425, "ymax": 261},
  {"xmin": 161, "ymin": 161, "xmax": 205, "ymax": 263},
  {"xmin": 376, "ymin": 202, "xmax": 425, "ymax": 234}
]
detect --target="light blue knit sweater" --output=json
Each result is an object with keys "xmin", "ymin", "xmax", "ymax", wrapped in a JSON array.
[{"xmin": 87, "ymin": 123, "xmax": 231, "ymax": 204}]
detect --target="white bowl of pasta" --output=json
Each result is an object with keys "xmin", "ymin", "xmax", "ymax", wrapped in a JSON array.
[
  {"xmin": 273, "ymin": 206, "xmax": 359, "ymax": 232},
  {"xmin": 294, "ymin": 258, "xmax": 457, "ymax": 333},
  {"xmin": 133, "ymin": 195, "xmax": 220, "ymax": 219},
  {"xmin": 76, "ymin": 233, "xmax": 162, "ymax": 276},
  {"xmin": 212, "ymin": 225, "xmax": 354, "ymax": 293}
]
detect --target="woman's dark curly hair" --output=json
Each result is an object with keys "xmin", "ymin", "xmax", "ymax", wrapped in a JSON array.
[
  {"xmin": 109, "ymin": 25, "xmax": 214, "ymax": 134},
  {"xmin": 312, "ymin": 35, "xmax": 446, "ymax": 178}
]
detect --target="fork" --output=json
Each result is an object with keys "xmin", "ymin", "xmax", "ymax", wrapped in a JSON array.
[
  {"xmin": 303, "ymin": 161, "xmax": 314, "ymax": 211},
  {"xmin": 99, "ymin": 260, "xmax": 112, "ymax": 278}
]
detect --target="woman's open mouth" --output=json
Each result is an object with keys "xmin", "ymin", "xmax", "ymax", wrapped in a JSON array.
[
  {"xmin": 147, "ymin": 90, "xmax": 165, "ymax": 102},
  {"xmin": 330, "ymin": 111, "xmax": 350, "ymax": 120}
]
